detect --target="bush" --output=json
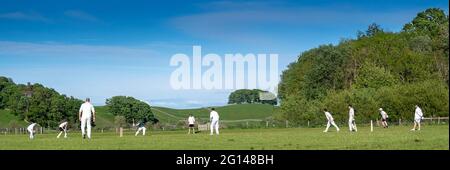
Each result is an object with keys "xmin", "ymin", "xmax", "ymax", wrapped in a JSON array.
[{"xmin": 278, "ymin": 80, "xmax": 448, "ymax": 124}]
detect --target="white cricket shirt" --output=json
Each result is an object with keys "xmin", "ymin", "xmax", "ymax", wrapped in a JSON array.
[
  {"xmin": 79, "ymin": 102, "xmax": 95, "ymax": 119},
  {"xmin": 188, "ymin": 116, "xmax": 195, "ymax": 125},
  {"xmin": 59, "ymin": 122, "xmax": 68, "ymax": 128},
  {"xmin": 210, "ymin": 111, "xmax": 219, "ymax": 121},
  {"xmin": 324, "ymin": 111, "xmax": 334, "ymax": 121}
]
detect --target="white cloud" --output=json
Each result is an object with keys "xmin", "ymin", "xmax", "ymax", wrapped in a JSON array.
[
  {"xmin": 0, "ymin": 11, "xmax": 50, "ymax": 22},
  {"xmin": 0, "ymin": 41, "xmax": 158, "ymax": 59},
  {"xmin": 64, "ymin": 10, "xmax": 99, "ymax": 22},
  {"xmin": 169, "ymin": 6, "xmax": 419, "ymax": 43}
]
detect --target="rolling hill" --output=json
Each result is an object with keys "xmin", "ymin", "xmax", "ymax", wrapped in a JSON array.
[
  {"xmin": 151, "ymin": 104, "xmax": 277, "ymax": 123},
  {"xmin": 0, "ymin": 109, "xmax": 27, "ymax": 128}
]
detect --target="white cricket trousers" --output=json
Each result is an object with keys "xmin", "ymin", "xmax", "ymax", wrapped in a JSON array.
[
  {"xmin": 135, "ymin": 127, "xmax": 146, "ymax": 136},
  {"xmin": 325, "ymin": 120, "xmax": 340, "ymax": 132},
  {"xmin": 57, "ymin": 129, "xmax": 67, "ymax": 138},
  {"xmin": 80, "ymin": 117, "xmax": 91, "ymax": 139},
  {"xmin": 210, "ymin": 120, "xmax": 219, "ymax": 135},
  {"xmin": 28, "ymin": 129, "xmax": 34, "ymax": 139},
  {"xmin": 349, "ymin": 119, "xmax": 357, "ymax": 131}
]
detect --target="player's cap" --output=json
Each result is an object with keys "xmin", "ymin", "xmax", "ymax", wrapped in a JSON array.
[{"xmin": 379, "ymin": 108, "xmax": 383, "ymax": 111}]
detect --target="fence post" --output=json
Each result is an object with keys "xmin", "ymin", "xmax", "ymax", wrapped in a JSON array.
[
  {"xmin": 307, "ymin": 121, "xmax": 310, "ymax": 127},
  {"xmin": 266, "ymin": 121, "xmax": 269, "ymax": 128},
  {"xmin": 119, "ymin": 127, "xmax": 123, "ymax": 137},
  {"xmin": 285, "ymin": 120, "xmax": 288, "ymax": 128},
  {"xmin": 438, "ymin": 117, "xmax": 441, "ymax": 124},
  {"xmin": 399, "ymin": 119, "xmax": 401, "ymax": 126},
  {"xmin": 246, "ymin": 121, "xmax": 249, "ymax": 129},
  {"xmin": 370, "ymin": 120, "xmax": 373, "ymax": 132}
]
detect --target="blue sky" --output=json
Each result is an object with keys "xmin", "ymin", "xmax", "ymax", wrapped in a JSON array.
[{"xmin": 0, "ymin": 0, "xmax": 448, "ymax": 108}]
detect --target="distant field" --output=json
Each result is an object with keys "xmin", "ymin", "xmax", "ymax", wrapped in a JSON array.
[{"xmin": 0, "ymin": 125, "xmax": 447, "ymax": 150}]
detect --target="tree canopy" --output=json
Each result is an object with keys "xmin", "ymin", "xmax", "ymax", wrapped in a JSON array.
[
  {"xmin": 0, "ymin": 77, "xmax": 83, "ymax": 127},
  {"xmin": 105, "ymin": 96, "xmax": 158, "ymax": 124}
]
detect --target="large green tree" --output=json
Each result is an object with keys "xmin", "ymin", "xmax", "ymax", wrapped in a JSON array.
[{"xmin": 105, "ymin": 96, "xmax": 158, "ymax": 124}]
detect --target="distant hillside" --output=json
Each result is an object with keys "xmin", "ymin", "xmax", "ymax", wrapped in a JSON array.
[
  {"xmin": 0, "ymin": 109, "xmax": 27, "ymax": 128},
  {"xmin": 151, "ymin": 104, "xmax": 277, "ymax": 123}
]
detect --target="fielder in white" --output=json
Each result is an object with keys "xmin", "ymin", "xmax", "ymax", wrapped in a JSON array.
[
  {"xmin": 209, "ymin": 108, "xmax": 220, "ymax": 135},
  {"xmin": 57, "ymin": 121, "xmax": 68, "ymax": 138},
  {"xmin": 79, "ymin": 98, "xmax": 95, "ymax": 139},
  {"xmin": 379, "ymin": 108, "xmax": 389, "ymax": 128},
  {"xmin": 27, "ymin": 122, "xmax": 37, "ymax": 139},
  {"xmin": 348, "ymin": 105, "xmax": 357, "ymax": 132},
  {"xmin": 187, "ymin": 114, "xmax": 196, "ymax": 134},
  {"xmin": 411, "ymin": 105, "xmax": 424, "ymax": 131},
  {"xmin": 323, "ymin": 109, "xmax": 340, "ymax": 132},
  {"xmin": 134, "ymin": 118, "xmax": 147, "ymax": 136}
]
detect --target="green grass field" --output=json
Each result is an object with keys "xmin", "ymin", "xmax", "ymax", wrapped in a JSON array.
[{"xmin": 0, "ymin": 125, "xmax": 447, "ymax": 150}]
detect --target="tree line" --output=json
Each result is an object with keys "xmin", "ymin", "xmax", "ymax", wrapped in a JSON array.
[
  {"xmin": 276, "ymin": 8, "xmax": 449, "ymax": 124},
  {"xmin": 0, "ymin": 77, "xmax": 83, "ymax": 127},
  {"xmin": 228, "ymin": 89, "xmax": 277, "ymax": 105},
  {"xmin": 0, "ymin": 77, "xmax": 158, "ymax": 128}
]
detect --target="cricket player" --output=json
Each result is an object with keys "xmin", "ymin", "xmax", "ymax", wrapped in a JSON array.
[
  {"xmin": 323, "ymin": 109, "xmax": 340, "ymax": 132},
  {"xmin": 57, "ymin": 120, "xmax": 68, "ymax": 138},
  {"xmin": 79, "ymin": 98, "xmax": 95, "ymax": 139},
  {"xmin": 379, "ymin": 108, "xmax": 389, "ymax": 128},
  {"xmin": 27, "ymin": 122, "xmax": 37, "ymax": 139},
  {"xmin": 134, "ymin": 118, "xmax": 147, "ymax": 136},
  {"xmin": 411, "ymin": 105, "xmax": 424, "ymax": 131},
  {"xmin": 209, "ymin": 108, "xmax": 220, "ymax": 135},
  {"xmin": 348, "ymin": 105, "xmax": 357, "ymax": 132},
  {"xmin": 187, "ymin": 114, "xmax": 196, "ymax": 134}
]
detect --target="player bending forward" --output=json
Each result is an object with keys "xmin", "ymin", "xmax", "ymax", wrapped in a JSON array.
[
  {"xmin": 57, "ymin": 120, "xmax": 68, "ymax": 138},
  {"xmin": 27, "ymin": 122, "xmax": 37, "ymax": 139},
  {"xmin": 323, "ymin": 109, "xmax": 340, "ymax": 132},
  {"xmin": 411, "ymin": 105, "xmax": 424, "ymax": 131}
]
